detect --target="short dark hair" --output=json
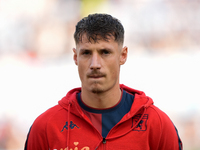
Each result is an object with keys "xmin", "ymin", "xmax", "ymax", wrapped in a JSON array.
[{"xmin": 74, "ymin": 13, "xmax": 124, "ymax": 45}]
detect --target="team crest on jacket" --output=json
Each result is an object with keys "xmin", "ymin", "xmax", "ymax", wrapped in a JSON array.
[
  {"xmin": 61, "ymin": 121, "xmax": 80, "ymax": 132},
  {"xmin": 132, "ymin": 114, "xmax": 148, "ymax": 131}
]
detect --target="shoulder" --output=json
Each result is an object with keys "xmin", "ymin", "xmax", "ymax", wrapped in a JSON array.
[
  {"xmin": 25, "ymin": 104, "xmax": 65, "ymax": 149},
  {"xmin": 31, "ymin": 104, "xmax": 64, "ymax": 131},
  {"xmin": 146, "ymin": 105, "xmax": 182, "ymax": 149},
  {"xmin": 147, "ymin": 105, "xmax": 173, "ymax": 127},
  {"xmin": 145, "ymin": 104, "xmax": 177, "ymax": 137}
]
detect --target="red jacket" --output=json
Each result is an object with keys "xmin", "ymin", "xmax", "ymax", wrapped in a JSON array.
[{"xmin": 25, "ymin": 84, "xmax": 182, "ymax": 150}]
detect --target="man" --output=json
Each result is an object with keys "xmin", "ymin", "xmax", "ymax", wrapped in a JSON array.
[{"xmin": 25, "ymin": 14, "xmax": 182, "ymax": 150}]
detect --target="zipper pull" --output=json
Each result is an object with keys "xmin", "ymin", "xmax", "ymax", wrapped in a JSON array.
[{"xmin": 103, "ymin": 138, "xmax": 106, "ymax": 144}]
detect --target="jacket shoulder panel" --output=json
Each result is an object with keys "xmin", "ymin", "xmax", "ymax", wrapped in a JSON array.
[
  {"xmin": 34, "ymin": 104, "xmax": 63, "ymax": 127},
  {"xmin": 25, "ymin": 104, "xmax": 64, "ymax": 149},
  {"xmin": 147, "ymin": 105, "xmax": 182, "ymax": 150}
]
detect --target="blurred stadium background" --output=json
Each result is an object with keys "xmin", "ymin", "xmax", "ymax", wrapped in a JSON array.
[{"xmin": 0, "ymin": 0, "xmax": 200, "ymax": 149}]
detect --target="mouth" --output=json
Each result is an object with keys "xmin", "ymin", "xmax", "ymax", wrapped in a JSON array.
[
  {"xmin": 88, "ymin": 75, "xmax": 104, "ymax": 78},
  {"xmin": 87, "ymin": 73, "xmax": 105, "ymax": 79}
]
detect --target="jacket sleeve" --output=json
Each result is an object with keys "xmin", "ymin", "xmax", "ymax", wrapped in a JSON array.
[
  {"xmin": 24, "ymin": 115, "xmax": 49, "ymax": 150},
  {"xmin": 153, "ymin": 106, "xmax": 183, "ymax": 150}
]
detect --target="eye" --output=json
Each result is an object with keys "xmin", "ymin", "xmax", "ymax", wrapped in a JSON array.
[
  {"xmin": 101, "ymin": 49, "xmax": 110, "ymax": 55},
  {"xmin": 81, "ymin": 50, "xmax": 91, "ymax": 55}
]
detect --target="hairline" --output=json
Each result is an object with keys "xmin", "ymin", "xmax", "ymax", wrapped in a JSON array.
[{"xmin": 75, "ymin": 32, "xmax": 123, "ymax": 47}]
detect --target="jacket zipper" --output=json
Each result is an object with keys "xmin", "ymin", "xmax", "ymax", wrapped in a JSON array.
[{"xmin": 103, "ymin": 138, "xmax": 106, "ymax": 150}]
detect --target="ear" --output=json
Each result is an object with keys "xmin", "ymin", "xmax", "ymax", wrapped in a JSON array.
[
  {"xmin": 73, "ymin": 48, "xmax": 78, "ymax": 65},
  {"xmin": 120, "ymin": 46, "xmax": 128, "ymax": 65}
]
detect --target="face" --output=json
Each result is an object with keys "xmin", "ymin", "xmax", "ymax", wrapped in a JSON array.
[{"xmin": 73, "ymin": 34, "xmax": 127, "ymax": 94}]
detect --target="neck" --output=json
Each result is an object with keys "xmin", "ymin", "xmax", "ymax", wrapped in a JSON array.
[{"xmin": 81, "ymin": 85, "xmax": 122, "ymax": 109}]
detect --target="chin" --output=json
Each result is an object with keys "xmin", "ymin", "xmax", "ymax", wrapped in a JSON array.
[
  {"xmin": 90, "ymin": 83, "xmax": 105, "ymax": 94},
  {"xmin": 91, "ymin": 88, "xmax": 104, "ymax": 94},
  {"xmin": 90, "ymin": 85, "xmax": 103, "ymax": 93}
]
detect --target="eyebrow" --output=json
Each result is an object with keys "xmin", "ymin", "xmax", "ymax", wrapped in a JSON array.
[
  {"xmin": 79, "ymin": 47, "xmax": 112, "ymax": 52},
  {"xmin": 79, "ymin": 48, "xmax": 90, "ymax": 52}
]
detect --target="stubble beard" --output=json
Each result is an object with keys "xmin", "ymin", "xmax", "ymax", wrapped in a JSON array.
[{"xmin": 91, "ymin": 81, "xmax": 104, "ymax": 94}]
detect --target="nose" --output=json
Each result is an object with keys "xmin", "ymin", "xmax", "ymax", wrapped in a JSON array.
[{"xmin": 90, "ymin": 53, "xmax": 101, "ymax": 70}]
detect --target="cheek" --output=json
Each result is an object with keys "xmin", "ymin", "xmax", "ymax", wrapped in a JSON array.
[
  {"xmin": 78, "ymin": 60, "xmax": 90, "ymax": 81},
  {"xmin": 78, "ymin": 64, "xmax": 85, "ymax": 80},
  {"xmin": 109, "ymin": 63, "xmax": 120, "ymax": 78},
  {"xmin": 106, "ymin": 57, "xmax": 119, "ymax": 72}
]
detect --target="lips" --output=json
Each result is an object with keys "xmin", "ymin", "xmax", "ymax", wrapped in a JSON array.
[
  {"xmin": 89, "ymin": 75, "xmax": 104, "ymax": 78},
  {"xmin": 87, "ymin": 73, "xmax": 105, "ymax": 78}
]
